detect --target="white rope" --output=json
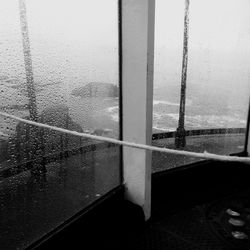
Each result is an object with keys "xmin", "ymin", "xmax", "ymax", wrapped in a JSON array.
[{"xmin": 0, "ymin": 110, "xmax": 249, "ymax": 163}]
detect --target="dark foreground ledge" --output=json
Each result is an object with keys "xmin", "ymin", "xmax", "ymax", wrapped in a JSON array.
[
  {"xmin": 34, "ymin": 160, "xmax": 250, "ymax": 250},
  {"xmin": 32, "ymin": 185, "xmax": 145, "ymax": 250}
]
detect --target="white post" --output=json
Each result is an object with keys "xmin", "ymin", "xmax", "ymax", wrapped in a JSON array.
[
  {"xmin": 247, "ymin": 102, "xmax": 250, "ymax": 155},
  {"xmin": 121, "ymin": 0, "xmax": 155, "ymax": 220}
]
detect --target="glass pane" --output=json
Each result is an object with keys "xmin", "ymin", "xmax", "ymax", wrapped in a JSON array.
[
  {"xmin": 0, "ymin": 0, "xmax": 120, "ymax": 249},
  {"xmin": 153, "ymin": 0, "xmax": 250, "ymax": 172}
]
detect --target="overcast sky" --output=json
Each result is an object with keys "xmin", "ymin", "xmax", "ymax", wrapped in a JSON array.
[
  {"xmin": 0, "ymin": 0, "xmax": 250, "ymax": 99},
  {"xmin": 155, "ymin": 0, "xmax": 250, "ymax": 95}
]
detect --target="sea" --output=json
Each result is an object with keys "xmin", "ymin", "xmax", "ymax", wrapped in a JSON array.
[{"xmin": 0, "ymin": 83, "xmax": 248, "ymax": 140}]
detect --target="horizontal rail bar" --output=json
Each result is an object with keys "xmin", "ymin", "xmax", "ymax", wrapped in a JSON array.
[
  {"xmin": 0, "ymin": 127, "xmax": 246, "ymax": 179},
  {"xmin": 152, "ymin": 128, "xmax": 246, "ymax": 140},
  {"xmin": 0, "ymin": 142, "xmax": 118, "ymax": 179},
  {"xmin": 0, "ymin": 111, "xmax": 249, "ymax": 163}
]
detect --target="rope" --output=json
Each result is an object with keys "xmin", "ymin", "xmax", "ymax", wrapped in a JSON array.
[{"xmin": 0, "ymin": 111, "xmax": 249, "ymax": 163}]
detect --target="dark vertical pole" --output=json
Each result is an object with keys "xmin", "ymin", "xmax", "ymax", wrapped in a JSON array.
[
  {"xmin": 175, "ymin": 0, "xmax": 190, "ymax": 148},
  {"xmin": 19, "ymin": 0, "xmax": 38, "ymax": 121},
  {"xmin": 244, "ymin": 97, "xmax": 250, "ymax": 154},
  {"xmin": 19, "ymin": 0, "xmax": 46, "ymax": 176}
]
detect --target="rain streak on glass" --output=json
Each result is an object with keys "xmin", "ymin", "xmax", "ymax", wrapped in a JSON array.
[{"xmin": 0, "ymin": 0, "xmax": 120, "ymax": 249}]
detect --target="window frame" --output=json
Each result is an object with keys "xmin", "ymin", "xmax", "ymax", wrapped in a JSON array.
[{"xmin": 120, "ymin": 0, "xmax": 155, "ymax": 220}]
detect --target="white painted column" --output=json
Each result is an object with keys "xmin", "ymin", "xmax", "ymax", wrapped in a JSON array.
[
  {"xmin": 247, "ymin": 109, "xmax": 250, "ymax": 156},
  {"xmin": 121, "ymin": 0, "xmax": 155, "ymax": 220}
]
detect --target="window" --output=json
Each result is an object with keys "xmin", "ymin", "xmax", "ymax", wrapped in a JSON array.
[
  {"xmin": 1, "ymin": 0, "xmax": 250, "ymax": 247},
  {"xmin": 0, "ymin": 0, "xmax": 120, "ymax": 249},
  {"xmin": 153, "ymin": 0, "xmax": 250, "ymax": 171}
]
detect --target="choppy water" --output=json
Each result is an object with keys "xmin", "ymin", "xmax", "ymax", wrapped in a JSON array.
[{"xmin": 0, "ymin": 84, "xmax": 248, "ymax": 140}]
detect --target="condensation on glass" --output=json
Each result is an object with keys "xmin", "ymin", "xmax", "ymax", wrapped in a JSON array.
[
  {"xmin": 0, "ymin": 0, "xmax": 120, "ymax": 249},
  {"xmin": 153, "ymin": 0, "xmax": 250, "ymax": 172}
]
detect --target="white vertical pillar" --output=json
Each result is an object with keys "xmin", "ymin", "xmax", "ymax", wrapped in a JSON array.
[
  {"xmin": 121, "ymin": 0, "xmax": 155, "ymax": 220},
  {"xmin": 247, "ymin": 113, "xmax": 250, "ymax": 156}
]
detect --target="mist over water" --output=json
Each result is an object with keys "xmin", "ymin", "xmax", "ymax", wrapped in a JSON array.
[
  {"xmin": 153, "ymin": 0, "xmax": 250, "ymax": 132},
  {"xmin": 0, "ymin": 0, "xmax": 250, "ymax": 137}
]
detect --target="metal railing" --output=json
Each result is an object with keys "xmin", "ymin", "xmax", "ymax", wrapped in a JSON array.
[
  {"xmin": 0, "ymin": 127, "xmax": 246, "ymax": 179},
  {"xmin": 153, "ymin": 128, "xmax": 246, "ymax": 140}
]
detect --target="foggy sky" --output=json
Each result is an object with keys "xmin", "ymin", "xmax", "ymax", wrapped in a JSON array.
[{"xmin": 0, "ymin": 0, "xmax": 250, "ymax": 100}]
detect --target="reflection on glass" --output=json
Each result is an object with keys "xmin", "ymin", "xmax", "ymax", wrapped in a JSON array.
[
  {"xmin": 0, "ymin": 0, "xmax": 119, "ymax": 249},
  {"xmin": 153, "ymin": 0, "xmax": 250, "ymax": 171}
]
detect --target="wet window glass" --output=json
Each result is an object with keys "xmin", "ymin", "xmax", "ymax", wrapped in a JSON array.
[
  {"xmin": 153, "ymin": 0, "xmax": 250, "ymax": 172},
  {"xmin": 0, "ymin": 0, "xmax": 120, "ymax": 249}
]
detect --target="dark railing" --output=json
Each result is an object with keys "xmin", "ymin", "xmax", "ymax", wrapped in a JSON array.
[
  {"xmin": 0, "ymin": 140, "xmax": 118, "ymax": 179},
  {"xmin": 152, "ymin": 127, "xmax": 246, "ymax": 140},
  {"xmin": 0, "ymin": 127, "xmax": 246, "ymax": 179}
]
